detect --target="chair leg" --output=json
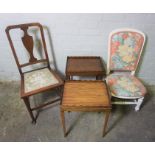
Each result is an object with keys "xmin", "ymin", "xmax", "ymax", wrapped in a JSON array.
[
  {"xmin": 103, "ymin": 109, "xmax": 111, "ymax": 137},
  {"xmin": 56, "ymin": 86, "xmax": 63, "ymax": 98},
  {"xmin": 60, "ymin": 110, "xmax": 67, "ymax": 137},
  {"xmin": 135, "ymin": 97, "xmax": 144, "ymax": 111},
  {"xmin": 23, "ymin": 97, "xmax": 36, "ymax": 123}
]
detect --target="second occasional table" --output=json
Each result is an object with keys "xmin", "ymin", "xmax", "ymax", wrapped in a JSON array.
[
  {"xmin": 65, "ymin": 56, "xmax": 106, "ymax": 80},
  {"xmin": 60, "ymin": 80, "xmax": 111, "ymax": 137}
]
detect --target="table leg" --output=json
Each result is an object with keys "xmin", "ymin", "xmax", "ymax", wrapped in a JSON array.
[
  {"xmin": 96, "ymin": 75, "xmax": 103, "ymax": 80},
  {"xmin": 60, "ymin": 110, "xmax": 67, "ymax": 137},
  {"xmin": 66, "ymin": 75, "xmax": 70, "ymax": 80},
  {"xmin": 70, "ymin": 76, "xmax": 73, "ymax": 80},
  {"xmin": 103, "ymin": 109, "xmax": 111, "ymax": 137},
  {"xmin": 96, "ymin": 76, "xmax": 99, "ymax": 80},
  {"xmin": 66, "ymin": 76, "xmax": 73, "ymax": 80}
]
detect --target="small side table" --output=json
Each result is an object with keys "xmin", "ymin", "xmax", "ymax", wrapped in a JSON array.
[
  {"xmin": 60, "ymin": 80, "xmax": 111, "ymax": 137},
  {"xmin": 65, "ymin": 56, "xmax": 106, "ymax": 80}
]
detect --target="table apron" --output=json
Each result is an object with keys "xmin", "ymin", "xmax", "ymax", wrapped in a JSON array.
[
  {"xmin": 66, "ymin": 72, "xmax": 105, "ymax": 76},
  {"xmin": 61, "ymin": 107, "xmax": 111, "ymax": 112}
]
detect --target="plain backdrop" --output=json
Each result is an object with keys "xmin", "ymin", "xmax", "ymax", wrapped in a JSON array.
[{"xmin": 0, "ymin": 13, "xmax": 155, "ymax": 85}]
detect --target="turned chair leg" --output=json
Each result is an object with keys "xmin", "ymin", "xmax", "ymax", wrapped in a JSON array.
[
  {"xmin": 135, "ymin": 97, "xmax": 144, "ymax": 111},
  {"xmin": 23, "ymin": 97, "xmax": 36, "ymax": 123},
  {"xmin": 103, "ymin": 110, "xmax": 111, "ymax": 137}
]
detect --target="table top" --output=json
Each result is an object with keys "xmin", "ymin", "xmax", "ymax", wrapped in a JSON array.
[
  {"xmin": 61, "ymin": 81, "xmax": 111, "ymax": 110},
  {"xmin": 66, "ymin": 56, "xmax": 105, "ymax": 76}
]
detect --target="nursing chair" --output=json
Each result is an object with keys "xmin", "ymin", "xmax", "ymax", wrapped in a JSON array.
[
  {"xmin": 6, "ymin": 23, "xmax": 63, "ymax": 123},
  {"xmin": 106, "ymin": 28, "xmax": 147, "ymax": 111}
]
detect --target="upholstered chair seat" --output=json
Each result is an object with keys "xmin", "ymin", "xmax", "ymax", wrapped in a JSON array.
[
  {"xmin": 106, "ymin": 74, "xmax": 147, "ymax": 98},
  {"xmin": 24, "ymin": 68, "xmax": 59, "ymax": 93}
]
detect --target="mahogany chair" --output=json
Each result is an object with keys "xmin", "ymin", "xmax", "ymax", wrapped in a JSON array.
[
  {"xmin": 106, "ymin": 28, "xmax": 147, "ymax": 111},
  {"xmin": 5, "ymin": 23, "xmax": 63, "ymax": 123}
]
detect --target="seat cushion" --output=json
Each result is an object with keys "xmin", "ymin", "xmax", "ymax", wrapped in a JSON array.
[
  {"xmin": 106, "ymin": 74, "xmax": 147, "ymax": 98},
  {"xmin": 24, "ymin": 68, "xmax": 59, "ymax": 93}
]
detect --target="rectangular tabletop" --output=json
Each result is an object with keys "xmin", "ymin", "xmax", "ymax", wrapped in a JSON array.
[
  {"xmin": 66, "ymin": 56, "xmax": 105, "ymax": 76},
  {"xmin": 61, "ymin": 81, "xmax": 111, "ymax": 110}
]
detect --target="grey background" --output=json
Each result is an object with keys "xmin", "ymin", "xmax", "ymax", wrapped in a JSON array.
[{"xmin": 0, "ymin": 13, "xmax": 154, "ymax": 85}]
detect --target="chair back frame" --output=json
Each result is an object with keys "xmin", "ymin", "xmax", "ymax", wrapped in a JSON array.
[
  {"xmin": 5, "ymin": 23, "xmax": 50, "ymax": 75},
  {"xmin": 107, "ymin": 28, "xmax": 145, "ymax": 75}
]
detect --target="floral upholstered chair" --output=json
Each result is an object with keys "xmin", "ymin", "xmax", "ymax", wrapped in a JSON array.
[{"xmin": 106, "ymin": 28, "xmax": 147, "ymax": 111}]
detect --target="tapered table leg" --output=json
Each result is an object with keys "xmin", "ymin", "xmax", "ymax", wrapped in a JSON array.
[
  {"xmin": 96, "ymin": 75, "xmax": 99, "ymax": 80},
  {"xmin": 103, "ymin": 110, "xmax": 111, "ymax": 137},
  {"xmin": 70, "ymin": 76, "xmax": 73, "ymax": 80},
  {"xmin": 61, "ymin": 110, "xmax": 67, "ymax": 137},
  {"xmin": 66, "ymin": 75, "xmax": 70, "ymax": 80}
]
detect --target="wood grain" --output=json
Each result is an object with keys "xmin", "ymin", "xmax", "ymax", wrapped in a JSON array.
[
  {"xmin": 66, "ymin": 56, "xmax": 105, "ymax": 77},
  {"xmin": 62, "ymin": 81, "xmax": 111, "ymax": 109},
  {"xmin": 60, "ymin": 80, "xmax": 111, "ymax": 137}
]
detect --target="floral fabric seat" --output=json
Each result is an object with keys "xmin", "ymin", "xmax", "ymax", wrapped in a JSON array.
[
  {"xmin": 24, "ymin": 68, "xmax": 59, "ymax": 93},
  {"xmin": 106, "ymin": 74, "xmax": 147, "ymax": 98}
]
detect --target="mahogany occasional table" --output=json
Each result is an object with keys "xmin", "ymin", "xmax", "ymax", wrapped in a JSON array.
[
  {"xmin": 60, "ymin": 80, "xmax": 111, "ymax": 137},
  {"xmin": 65, "ymin": 56, "xmax": 106, "ymax": 80}
]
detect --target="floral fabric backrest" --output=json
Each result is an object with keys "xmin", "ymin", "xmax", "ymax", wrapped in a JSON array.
[{"xmin": 109, "ymin": 29, "xmax": 145, "ymax": 72}]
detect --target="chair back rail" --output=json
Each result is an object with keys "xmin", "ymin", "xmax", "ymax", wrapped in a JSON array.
[{"xmin": 5, "ymin": 23, "xmax": 50, "ymax": 75}]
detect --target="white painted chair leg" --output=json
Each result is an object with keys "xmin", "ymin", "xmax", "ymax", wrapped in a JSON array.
[{"xmin": 135, "ymin": 97, "xmax": 144, "ymax": 111}]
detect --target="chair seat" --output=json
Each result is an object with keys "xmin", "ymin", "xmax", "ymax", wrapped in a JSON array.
[
  {"xmin": 24, "ymin": 68, "xmax": 59, "ymax": 93},
  {"xmin": 106, "ymin": 74, "xmax": 147, "ymax": 98}
]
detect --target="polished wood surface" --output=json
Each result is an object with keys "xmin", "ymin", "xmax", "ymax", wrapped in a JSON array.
[
  {"xmin": 62, "ymin": 81, "xmax": 110, "ymax": 109},
  {"xmin": 66, "ymin": 56, "xmax": 105, "ymax": 78},
  {"xmin": 60, "ymin": 80, "xmax": 111, "ymax": 137}
]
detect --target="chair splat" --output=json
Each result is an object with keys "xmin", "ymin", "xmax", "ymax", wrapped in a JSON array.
[{"xmin": 21, "ymin": 26, "xmax": 37, "ymax": 63}]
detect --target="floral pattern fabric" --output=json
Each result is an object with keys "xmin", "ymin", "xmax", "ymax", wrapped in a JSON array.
[
  {"xmin": 106, "ymin": 74, "xmax": 147, "ymax": 98},
  {"xmin": 24, "ymin": 68, "xmax": 59, "ymax": 93},
  {"xmin": 110, "ymin": 31, "xmax": 144, "ymax": 71}
]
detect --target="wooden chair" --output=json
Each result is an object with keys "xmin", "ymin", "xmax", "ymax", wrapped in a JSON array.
[
  {"xmin": 106, "ymin": 28, "xmax": 147, "ymax": 111},
  {"xmin": 5, "ymin": 23, "xmax": 63, "ymax": 123}
]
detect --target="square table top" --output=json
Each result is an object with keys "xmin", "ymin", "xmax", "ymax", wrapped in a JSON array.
[
  {"xmin": 61, "ymin": 81, "xmax": 111, "ymax": 110},
  {"xmin": 66, "ymin": 56, "xmax": 105, "ymax": 76}
]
